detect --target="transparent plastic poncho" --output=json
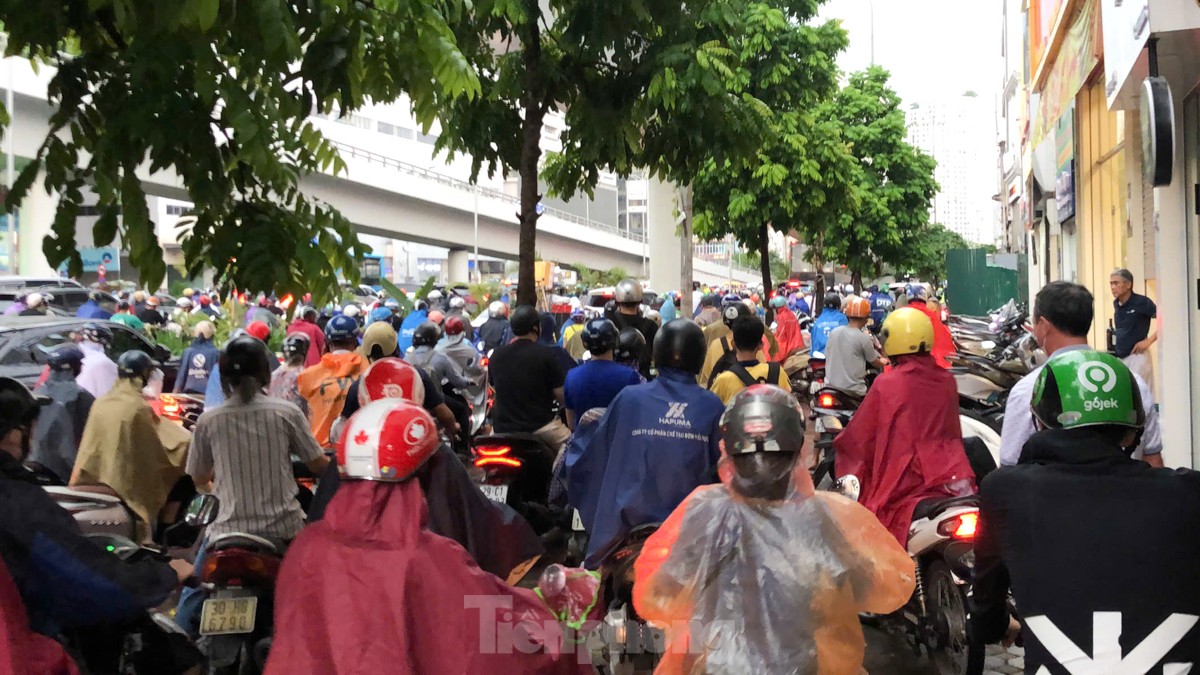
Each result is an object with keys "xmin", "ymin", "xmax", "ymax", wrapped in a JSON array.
[{"xmin": 633, "ymin": 452, "xmax": 915, "ymax": 674}]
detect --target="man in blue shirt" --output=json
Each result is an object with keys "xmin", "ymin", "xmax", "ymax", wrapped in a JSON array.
[
  {"xmin": 397, "ymin": 303, "xmax": 429, "ymax": 354},
  {"xmin": 563, "ymin": 319, "xmax": 642, "ymax": 428},
  {"xmin": 565, "ymin": 319, "xmax": 723, "ymax": 568},
  {"xmin": 75, "ymin": 291, "xmax": 114, "ymax": 320},
  {"xmin": 810, "ymin": 292, "xmax": 848, "ymax": 358},
  {"xmin": 868, "ymin": 285, "xmax": 893, "ymax": 334},
  {"xmin": 1110, "ymin": 268, "xmax": 1157, "ymax": 390}
]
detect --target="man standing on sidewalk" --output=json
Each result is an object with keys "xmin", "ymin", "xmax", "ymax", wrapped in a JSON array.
[{"xmin": 1110, "ymin": 268, "xmax": 1157, "ymax": 392}]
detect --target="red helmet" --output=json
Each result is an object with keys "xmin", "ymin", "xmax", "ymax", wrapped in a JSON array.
[
  {"xmin": 358, "ymin": 357, "xmax": 425, "ymax": 406},
  {"xmin": 843, "ymin": 296, "xmax": 871, "ymax": 319},
  {"xmin": 247, "ymin": 321, "xmax": 271, "ymax": 341},
  {"xmin": 337, "ymin": 400, "xmax": 438, "ymax": 482},
  {"xmin": 444, "ymin": 315, "xmax": 466, "ymax": 337}
]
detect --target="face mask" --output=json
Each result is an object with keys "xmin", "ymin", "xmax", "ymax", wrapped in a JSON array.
[{"xmin": 142, "ymin": 368, "xmax": 165, "ymax": 399}]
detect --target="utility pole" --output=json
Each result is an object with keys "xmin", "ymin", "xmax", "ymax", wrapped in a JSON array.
[{"xmin": 5, "ymin": 55, "xmax": 15, "ymax": 274}]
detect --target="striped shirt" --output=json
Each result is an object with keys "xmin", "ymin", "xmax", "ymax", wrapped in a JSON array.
[{"xmin": 187, "ymin": 395, "xmax": 323, "ymax": 540}]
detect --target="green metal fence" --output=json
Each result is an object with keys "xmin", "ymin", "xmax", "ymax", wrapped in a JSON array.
[{"xmin": 945, "ymin": 249, "xmax": 1028, "ymax": 317}]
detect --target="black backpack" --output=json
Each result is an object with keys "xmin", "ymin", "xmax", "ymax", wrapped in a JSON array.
[
  {"xmin": 727, "ymin": 361, "xmax": 780, "ymax": 388},
  {"xmin": 707, "ymin": 336, "xmax": 738, "ymax": 388}
]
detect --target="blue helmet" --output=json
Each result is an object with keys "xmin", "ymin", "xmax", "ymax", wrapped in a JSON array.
[
  {"xmin": 906, "ymin": 284, "xmax": 929, "ymax": 301},
  {"xmin": 369, "ymin": 307, "xmax": 393, "ymax": 325},
  {"xmin": 384, "ymin": 298, "xmax": 400, "ymax": 310},
  {"xmin": 324, "ymin": 314, "xmax": 360, "ymax": 342},
  {"xmin": 581, "ymin": 318, "xmax": 619, "ymax": 355},
  {"xmin": 721, "ymin": 294, "xmax": 743, "ymax": 307},
  {"xmin": 45, "ymin": 344, "xmax": 85, "ymax": 372}
]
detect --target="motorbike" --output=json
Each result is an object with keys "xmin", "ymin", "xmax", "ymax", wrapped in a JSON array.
[
  {"xmin": 808, "ymin": 386, "xmax": 863, "ymax": 489},
  {"xmin": 471, "ymin": 433, "xmax": 566, "ymax": 536},
  {"xmin": 948, "ymin": 300, "xmax": 1030, "ymax": 359},
  {"xmin": 951, "ymin": 334, "xmax": 1042, "ymax": 423},
  {"xmin": 597, "ymin": 524, "xmax": 664, "ymax": 675},
  {"xmin": 160, "ymin": 393, "xmax": 205, "ymax": 431},
  {"xmin": 196, "ymin": 532, "xmax": 284, "ymax": 675},
  {"xmin": 838, "ymin": 476, "xmax": 985, "ymax": 675},
  {"xmin": 44, "ymin": 485, "xmax": 139, "ymax": 541}
]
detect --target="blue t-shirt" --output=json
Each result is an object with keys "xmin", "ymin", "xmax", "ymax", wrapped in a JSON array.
[
  {"xmin": 564, "ymin": 359, "xmax": 642, "ymax": 416},
  {"xmin": 1113, "ymin": 292, "xmax": 1156, "ymax": 357},
  {"xmin": 810, "ymin": 310, "xmax": 848, "ymax": 357}
]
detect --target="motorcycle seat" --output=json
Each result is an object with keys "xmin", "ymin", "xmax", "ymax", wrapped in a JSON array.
[
  {"xmin": 911, "ymin": 495, "xmax": 979, "ymax": 522},
  {"xmin": 207, "ymin": 533, "xmax": 280, "ymax": 554},
  {"xmin": 43, "ymin": 486, "xmax": 126, "ymax": 504}
]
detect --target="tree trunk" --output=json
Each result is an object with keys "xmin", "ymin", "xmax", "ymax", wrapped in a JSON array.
[
  {"xmin": 516, "ymin": 7, "xmax": 543, "ymax": 308},
  {"xmin": 679, "ymin": 184, "xmax": 694, "ymax": 318},
  {"xmin": 759, "ymin": 222, "xmax": 773, "ymax": 324},
  {"xmin": 851, "ymin": 269, "xmax": 863, "ymax": 294}
]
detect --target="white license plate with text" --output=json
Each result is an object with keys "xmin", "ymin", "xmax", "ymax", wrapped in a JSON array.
[
  {"xmin": 480, "ymin": 484, "xmax": 509, "ymax": 503},
  {"xmin": 199, "ymin": 596, "xmax": 257, "ymax": 636}
]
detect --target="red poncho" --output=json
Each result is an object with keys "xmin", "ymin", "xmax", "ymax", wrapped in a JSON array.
[
  {"xmin": 766, "ymin": 308, "xmax": 806, "ymax": 362},
  {"xmin": 833, "ymin": 354, "xmax": 975, "ymax": 544},
  {"xmin": 0, "ymin": 559, "xmax": 77, "ymax": 675},
  {"xmin": 265, "ymin": 481, "xmax": 590, "ymax": 675},
  {"xmin": 908, "ymin": 300, "xmax": 955, "ymax": 368}
]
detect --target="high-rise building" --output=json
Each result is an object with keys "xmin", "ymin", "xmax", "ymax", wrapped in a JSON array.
[{"xmin": 906, "ymin": 95, "xmax": 999, "ymax": 245}]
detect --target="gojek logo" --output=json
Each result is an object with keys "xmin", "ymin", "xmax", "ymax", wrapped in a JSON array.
[
  {"xmin": 1026, "ymin": 611, "xmax": 1196, "ymax": 673},
  {"xmin": 1078, "ymin": 361, "xmax": 1121, "ymax": 413}
]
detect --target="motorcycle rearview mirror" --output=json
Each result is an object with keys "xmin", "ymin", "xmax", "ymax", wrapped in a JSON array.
[
  {"xmin": 184, "ymin": 494, "xmax": 220, "ymax": 528},
  {"xmin": 152, "ymin": 344, "xmax": 173, "ymax": 362},
  {"xmin": 835, "ymin": 475, "xmax": 861, "ymax": 502}
]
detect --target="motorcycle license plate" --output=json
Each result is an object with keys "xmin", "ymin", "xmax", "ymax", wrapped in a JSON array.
[
  {"xmin": 199, "ymin": 596, "xmax": 257, "ymax": 636},
  {"xmin": 571, "ymin": 509, "xmax": 585, "ymax": 531},
  {"xmin": 480, "ymin": 484, "xmax": 509, "ymax": 503}
]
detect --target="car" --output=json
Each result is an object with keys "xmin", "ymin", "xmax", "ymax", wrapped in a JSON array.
[
  {"xmin": 0, "ymin": 276, "xmax": 84, "ymax": 291},
  {"xmin": 586, "ymin": 286, "xmax": 659, "ymax": 310},
  {"xmin": 0, "ymin": 287, "xmax": 119, "ymax": 317},
  {"xmin": 0, "ymin": 316, "xmax": 180, "ymax": 390}
]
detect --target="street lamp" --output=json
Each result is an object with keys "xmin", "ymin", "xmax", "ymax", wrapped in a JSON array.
[{"xmin": 865, "ymin": 0, "xmax": 875, "ymax": 66}]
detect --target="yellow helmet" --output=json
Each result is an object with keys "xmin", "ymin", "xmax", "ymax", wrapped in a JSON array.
[
  {"xmin": 182, "ymin": 287, "xmax": 195, "ymax": 297},
  {"xmin": 879, "ymin": 307, "xmax": 934, "ymax": 357}
]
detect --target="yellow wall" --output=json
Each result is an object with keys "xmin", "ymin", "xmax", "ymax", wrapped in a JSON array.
[{"xmin": 1075, "ymin": 80, "xmax": 1126, "ymax": 349}]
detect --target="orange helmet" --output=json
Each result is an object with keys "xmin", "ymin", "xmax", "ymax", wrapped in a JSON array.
[
  {"xmin": 337, "ymin": 400, "xmax": 438, "ymax": 482},
  {"xmin": 843, "ymin": 296, "xmax": 871, "ymax": 319}
]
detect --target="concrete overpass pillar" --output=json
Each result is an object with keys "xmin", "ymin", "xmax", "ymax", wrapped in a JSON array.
[
  {"xmin": 646, "ymin": 175, "xmax": 682, "ymax": 297},
  {"xmin": 447, "ymin": 248, "xmax": 470, "ymax": 285},
  {"xmin": 17, "ymin": 172, "xmax": 57, "ymax": 276}
]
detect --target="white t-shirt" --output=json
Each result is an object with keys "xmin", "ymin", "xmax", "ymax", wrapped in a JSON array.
[{"xmin": 999, "ymin": 344, "xmax": 1161, "ymax": 466}]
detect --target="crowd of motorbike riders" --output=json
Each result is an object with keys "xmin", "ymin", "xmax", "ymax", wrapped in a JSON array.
[{"xmin": 1, "ymin": 272, "xmax": 1199, "ymax": 674}]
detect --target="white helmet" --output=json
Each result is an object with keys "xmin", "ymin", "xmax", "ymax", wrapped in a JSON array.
[
  {"xmin": 861, "ymin": 290, "xmax": 871, "ymax": 298},
  {"xmin": 427, "ymin": 290, "xmax": 444, "ymax": 301},
  {"xmin": 489, "ymin": 301, "xmax": 506, "ymax": 317},
  {"xmin": 25, "ymin": 292, "xmax": 44, "ymax": 308},
  {"xmin": 343, "ymin": 304, "xmax": 362, "ymax": 318},
  {"xmin": 448, "ymin": 296, "xmax": 466, "ymax": 310},
  {"xmin": 176, "ymin": 297, "xmax": 194, "ymax": 309}
]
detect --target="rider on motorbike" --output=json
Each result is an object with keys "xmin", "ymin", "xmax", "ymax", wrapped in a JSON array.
[
  {"xmin": 766, "ymin": 295, "xmax": 806, "ymax": 361},
  {"xmin": 266, "ymin": 400, "xmax": 584, "ymax": 674},
  {"xmin": 72, "ymin": 351, "xmax": 191, "ymax": 540},
  {"xmin": 437, "ymin": 315, "xmax": 483, "ymax": 376},
  {"xmin": 833, "ymin": 307, "xmax": 976, "ymax": 544},
  {"xmin": 563, "ymin": 318, "xmax": 641, "ymax": 429},
  {"xmin": 700, "ymin": 301, "xmax": 757, "ymax": 387},
  {"xmin": 613, "ymin": 327, "xmax": 647, "ymax": 376},
  {"xmin": 971, "ymin": 351, "xmax": 1200, "ymax": 672},
  {"xmin": 298, "ymin": 314, "xmax": 367, "ymax": 448},
  {"xmin": 634, "ymin": 385, "xmax": 914, "ymax": 673},
  {"xmin": 29, "ymin": 344, "xmax": 95, "ymax": 484},
  {"xmin": 904, "ymin": 284, "xmax": 954, "ymax": 368},
  {"xmin": 565, "ymin": 319, "xmax": 724, "ymax": 568},
  {"xmin": 809, "ymin": 292, "xmax": 848, "ymax": 359},
  {"xmin": 824, "ymin": 296, "xmax": 888, "ymax": 397},
  {"xmin": 269, "ymin": 332, "xmax": 312, "ymax": 419},
  {"xmin": 76, "ymin": 322, "xmax": 118, "ymax": 399},
  {"xmin": 0, "ymin": 377, "xmax": 196, "ymax": 671}
]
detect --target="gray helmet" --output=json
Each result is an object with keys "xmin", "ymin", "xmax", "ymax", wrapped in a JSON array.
[{"xmin": 614, "ymin": 278, "xmax": 644, "ymax": 304}]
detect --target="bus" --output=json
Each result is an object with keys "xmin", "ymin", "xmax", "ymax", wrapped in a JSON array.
[{"xmin": 361, "ymin": 254, "xmax": 384, "ymax": 290}]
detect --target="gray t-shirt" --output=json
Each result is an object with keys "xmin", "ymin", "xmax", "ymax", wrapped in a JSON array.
[{"xmin": 824, "ymin": 325, "xmax": 880, "ymax": 396}]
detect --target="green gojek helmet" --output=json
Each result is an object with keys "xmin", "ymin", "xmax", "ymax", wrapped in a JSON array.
[{"xmin": 1031, "ymin": 350, "xmax": 1145, "ymax": 430}]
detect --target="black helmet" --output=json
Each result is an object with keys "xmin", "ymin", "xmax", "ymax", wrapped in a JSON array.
[
  {"xmin": 509, "ymin": 305, "xmax": 541, "ymax": 336},
  {"xmin": 81, "ymin": 322, "xmax": 113, "ymax": 346},
  {"xmin": 823, "ymin": 292, "xmax": 843, "ymax": 310},
  {"xmin": 45, "ymin": 344, "xmax": 85, "ymax": 372},
  {"xmin": 721, "ymin": 301, "xmax": 753, "ymax": 328},
  {"xmin": 282, "ymin": 333, "xmax": 311, "ymax": 363},
  {"xmin": 117, "ymin": 350, "xmax": 158, "ymax": 381},
  {"xmin": 412, "ymin": 321, "xmax": 443, "ymax": 348},
  {"xmin": 219, "ymin": 335, "xmax": 272, "ymax": 389},
  {"xmin": 581, "ymin": 318, "xmax": 619, "ymax": 355},
  {"xmin": 614, "ymin": 327, "xmax": 646, "ymax": 364},
  {"xmin": 0, "ymin": 377, "xmax": 49, "ymax": 439},
  {"xmin": 721, "ymin": 384, "xmax": 807, "ymax": 455},
  {"xmin": 652, "ymin": 319, "xmax": 705, "ymax": 375}
]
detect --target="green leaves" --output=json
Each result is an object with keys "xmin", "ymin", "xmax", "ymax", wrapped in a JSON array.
[{"xmin": 0, "ymin": 0, "xmax": 481, "ymax": 304}]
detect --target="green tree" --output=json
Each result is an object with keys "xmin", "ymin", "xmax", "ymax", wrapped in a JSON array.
[
  {"xmin": 814, "ymin": 67, "xmax": 938, "ymax": 290},
  {"xmin": 900, "ymin": 222, "xmax": 971, "ymax": 282},
  {"xmin": 686, "ymin": 1, "xmax": 851, "ymax": 304},
  {"xmin": 0, "ymin": 0, "xmax": 480, "ymax": 302}
]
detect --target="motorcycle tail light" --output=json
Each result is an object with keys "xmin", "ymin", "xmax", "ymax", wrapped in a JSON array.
[
  {"xmin": 937, "ymin": 512, "xmax": 979, "ymax": 540},
  {"xmin": 480, "ymin": 356, "xmax": 489, "ymax": 369},
  {"xmin": 817, "ymin": 392, "xmax": 839, "ymax": 409},
  {"xmin": 474, "ymin": 445, "xmax": 522, "ymax": 468},
  {"xmin": 160, "ymin": 395, "xmax": 179, "ymax": 416},
  {"xmin": 201, "ymin": 549, "xmax": 281, "ymax": 587}
]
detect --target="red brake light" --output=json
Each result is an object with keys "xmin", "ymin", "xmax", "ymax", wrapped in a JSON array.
[
  {"xmin": 480, "ymin": 356, "xmax": 489, "ymax": 369},
  {"xmin": 817, "ymin": 393, "xmax": 838, "ymax": 408},
  {"xmin": 788, "ymin": 280, "xmax": 801, "ymax": 288},
  {"xmin": 937, "ymin": 512, "xmax": 979, "ymax": 540},
  {"xmin": 201, "ymin": 549, "xmax": 280, "ymax": 587},
  {"xmin": 474, "ymin": 456, "xmax": 522, "ymax": 468},
  {"xmin": 476, "ymin": 445, "xmax": 512, "ymax": 457},
  {"xmin": 474, "ymin": 445, "xmax": 522, "ymax": 468}
]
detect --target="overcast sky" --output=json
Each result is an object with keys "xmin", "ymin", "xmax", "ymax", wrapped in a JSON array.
[{"xmin": 816, "ymin": 0, "xmax": 1004, "ymax": 107}]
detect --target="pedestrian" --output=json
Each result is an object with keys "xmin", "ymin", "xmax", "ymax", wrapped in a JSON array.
[
  {"xmin": 971, "ymin": 351, "xmax": 1200, "ymax": 672},
  {"xmin": 999, "ymin": 281, "xmax": 1162, "ymax": 467},
  {"xmin": 1110, "ymin": 268, "xmax": 1157, "ymax": 391},
  {"xmin": 709, "ymin": 315, "xmax": 791, "ymax": 404}
]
